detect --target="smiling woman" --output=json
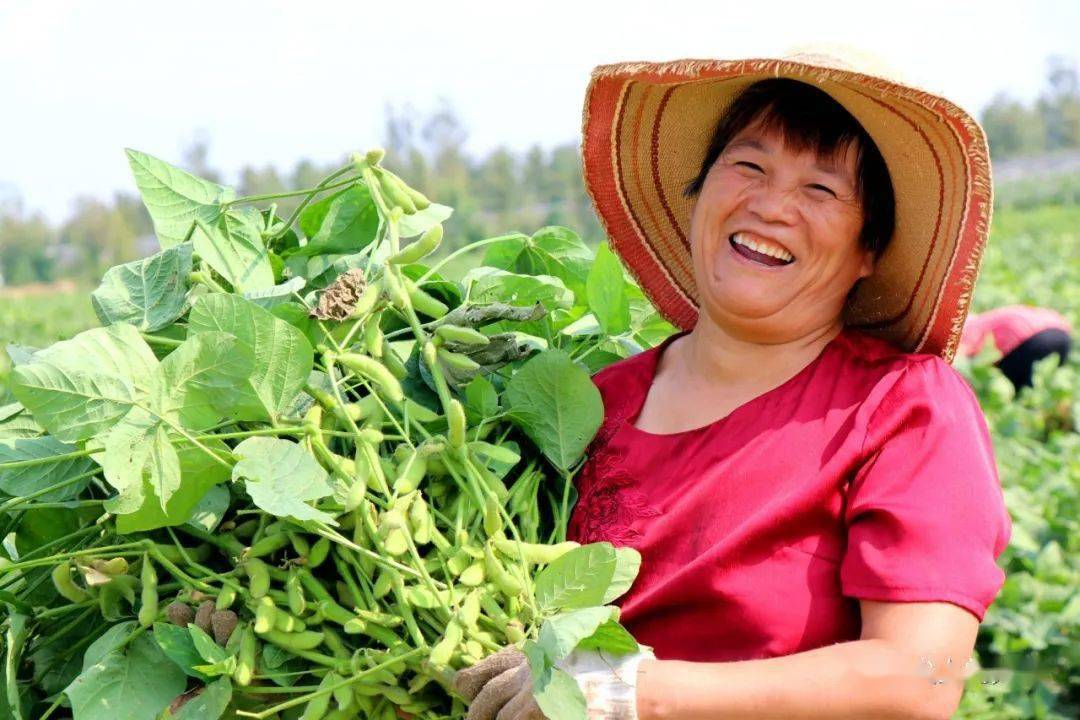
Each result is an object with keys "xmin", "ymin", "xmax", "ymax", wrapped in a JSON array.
[
  {"xmin": 460, "ymin": 51, "xmax": 1012, "ymax": 720},
  {"xmin": 684, "ymin": 78, "xmax": 895, "ymax": 346}
]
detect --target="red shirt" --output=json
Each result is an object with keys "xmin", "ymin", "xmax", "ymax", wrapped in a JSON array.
[
  {"xmin": 959, "ymin": 305, "xmax": 1072, "ymax": 358},
  {"xmin": 567, "ymin": 328, "xmax": 1012, "ymax": 662}
]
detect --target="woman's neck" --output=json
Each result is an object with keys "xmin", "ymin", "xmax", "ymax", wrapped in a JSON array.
[{"xmin": 672, "ymin": 318, "xmax": 844, "ymax": 393}]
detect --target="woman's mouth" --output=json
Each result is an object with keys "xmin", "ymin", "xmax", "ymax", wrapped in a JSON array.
[{"xmin": 728, "ymin": 232, "xmax": 795, "ymax": 267}]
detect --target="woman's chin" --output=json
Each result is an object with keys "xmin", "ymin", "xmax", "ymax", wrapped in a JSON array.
[
  {"xmin": 700, "ymin": 290, "xmax": 789, "ymax": 325},
  {"xmin": 700, "ymin": 273, "xmax": 792, "ymax": 318}
]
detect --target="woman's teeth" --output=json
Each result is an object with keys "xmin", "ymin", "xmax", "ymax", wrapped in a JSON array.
[{"xmin": 730, "ymin": 233, "xmax": 794, "ymax": 263}]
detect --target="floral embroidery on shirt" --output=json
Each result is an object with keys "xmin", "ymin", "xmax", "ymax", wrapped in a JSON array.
[{"xmin": 570, "ymin": 436, "xmax": 660, "ymax": 546}]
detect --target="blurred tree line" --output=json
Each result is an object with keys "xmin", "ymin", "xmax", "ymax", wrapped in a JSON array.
[
  {"xmin": 982, "ymin": 56, "xmax": 1080, "ymax": 158},
  {"xmin": 0, "ymin": 105, "xmax": 602, "ymax": 287},
  {"xmin": 3, "ymin": 57, "xmax": 1079, "ymax": 287}
]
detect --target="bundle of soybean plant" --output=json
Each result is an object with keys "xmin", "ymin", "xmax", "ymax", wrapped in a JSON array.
[{"xmin": 0, "ymin": 148, "xmax": 675, "ymax": 719}]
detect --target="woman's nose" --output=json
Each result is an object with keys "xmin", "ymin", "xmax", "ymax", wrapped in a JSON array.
[{"xmin": 744, "ymin": 182, "xmax": 798, "ymax": 225}]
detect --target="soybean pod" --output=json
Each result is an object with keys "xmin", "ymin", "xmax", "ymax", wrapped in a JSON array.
[
  {"xmin": 233, "ymin": 623, "xmax": 256, "ymax": 687},
  {"xmin": 434, "ymin": 324, "xmax": 489, "ymax": 346},
  {"xmin": 51, "ymin": 561, "xmax": 88, "ymax": 603},
  {"xmin": 286, "ymin": 566, "xmax": 307, "ymax": 616},
  {"xmin": 246, "ymin": 558, "xmax": 271, "ymax": 599},
  {"xmin": 260, "ymin": 628, "xmax": 325, "ymax": 652},
  {"xmin": 388, "ymin": 223, "xmax": 443, "ymax": 265},
  {"xmin": 404, "ymin": 277, "xmax": 449, "ymax": 319},
  {"xmin": 254, "ymin": 596, "xmax": 277, "ymax": 634},
  {"xmin": 138, "ymin": 554, "xmax": 159, "ymax": 627},
  {"xmin": 337, "ymin": 353, "xmax": 405, "ymax": 404}
]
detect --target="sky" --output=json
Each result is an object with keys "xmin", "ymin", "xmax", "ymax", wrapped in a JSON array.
[{"xmin": 0, "ymin": 0, "xmax": 1076, "ymax": 224}]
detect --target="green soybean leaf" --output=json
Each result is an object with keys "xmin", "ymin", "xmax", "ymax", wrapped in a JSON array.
[
  {"xmin": 603, "ymin": 546, "xmax": 642, "ymax": 604},
  {"xmin": 463, "ymin": 267, "xmax": 573, "ymax": 311},
  {"xmin": 102, "ymin": 410, "xmax": 182, "ymax": 511},
  {"xmin": 157, "ymin": 331, "xmax": 255, "ymax": 430},
  {"xmin": 10, "ymin": 363, "xmax": 136, "ymax": 443},
  {"xmin": 537, "ymin": 607, "xmax": 617, "ymax": 661},
  {"xmin": 532, "ymin": 666, "xmax": 586, "ymax": 720},
  {"xmin": 81, "ymin": 622, "xmax": 137, "ymax": 671},
  {"xmin": 188, "ymin": 294, "xmax": 314, "ymax": 423},
  {"xmin": 259, "ymin": 645, "xmax": 304, "ymax": 687},
  {"xmin": 244, "ymin": 276, "xmax": 306, "ymax": 309},
  {"xmin": 464, "ymin": 375, "xmax": 500, "ymax": 419},
  {"xmin": 506, "ymin": 350, "xmax": 603, "ymax": 472},
  {"xmin": 586, "ymin": 243, "xmax": 631, "ymax": 335},
  {"xmin": 0, "ymin": 403, "xmax": 42, "ymax": 440},
  {"xmin": 168, "ymin": 678, "xmax": 233, "ymax": 719},
  {"xmin": 576, "ymin": 619, "xmax": 640, "ymax": 655},
  {"xmin": 29, "ymin": 624, "xmax": 91, "ymax": 697},
  {"xmin": 534, "ymin": 543, "xmax": 618, "ymax": 612},
  {"xmin": 231, "ymin": 437, "xmax": 335, "ymax": 524},
  {"xmin": 195, "ymin": 208, "xmax": 275, "ymax": 293},
  {"xmin": 483, "ymin": 226, "xmax": 592, "ymax": 303},
  {"xmin": 126, "ymin": 148, "xmax": 229, "ymax": 249},
  {"xmin": 294, "ymin": 184, "xmax": 379, "ymax": 257},
  {"xmin": 33, "ymin": 324, "xmax": 159, "ymax": 397},
  {"xmin": 91, "ymin": 244, "xmax": 194, "ymax": 331},
  {"xmin": 397, "ymin": 202, "xmax": 453, "ymax": 238},
  {"xmin": 185, "ymin": 484, "xmax": 230, "ymax": 533},
  {"xmin": 153, "ymin": 623, "xmax": 212, "ymax": 681},
  {"xmin": 0, "ymin": 436, "xmax": 95, "ymax": 500},
  {"xmin": 14, "ymin": 508, "xmax": 81, "ymax": 561},
  {"xmin": 188, "ymin": 626, "xmax": 229, "ymax": 664},
  {"xmin": 10, "ymin": 324, "xmax": 159, "ymax": 442},
  {"xmin": 110, "ymin": 437, "xmax": 230, "ymax": 533},
  {"xmin": 66, "ymin": 632, "xmax": 186, "ymax": 720}
]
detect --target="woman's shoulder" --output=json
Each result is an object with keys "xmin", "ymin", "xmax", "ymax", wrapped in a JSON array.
[{"xmin": 834, "ymin": 328, "xmax": 982, "ymax": 417}]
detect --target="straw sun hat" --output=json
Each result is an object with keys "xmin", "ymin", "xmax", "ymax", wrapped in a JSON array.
[{"xmin": 581, "ymin": 48, "xmax": 993, "ymax": 362}]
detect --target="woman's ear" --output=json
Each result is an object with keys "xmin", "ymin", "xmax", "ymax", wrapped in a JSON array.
[{"xmin": 857, "ymin": 248, "xmax": 875, "ymax": 280}]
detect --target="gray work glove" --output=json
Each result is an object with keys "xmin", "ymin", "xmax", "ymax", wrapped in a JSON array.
[{"xmin": 454, "ymin": 644, "xmax": 656, "ymax": 720}]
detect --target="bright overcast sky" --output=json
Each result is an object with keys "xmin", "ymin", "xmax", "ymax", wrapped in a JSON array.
[{"xmin": 1, "ymin": 0, "xmax": 1075, "ymax": 223}]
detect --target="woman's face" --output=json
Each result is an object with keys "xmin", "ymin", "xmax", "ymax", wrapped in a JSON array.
[{"xmin": 689, "ymin": 119, "xmax": 875, "ymax": 343}]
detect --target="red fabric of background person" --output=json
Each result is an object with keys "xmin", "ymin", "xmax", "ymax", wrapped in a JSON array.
[
  {"xmin": 959, "ymin": 304, "xmax": 1072, "ymax": 358},
  {"xmin": 566, "ymin": 329, "xmax": 1012, "ymax": 662}
]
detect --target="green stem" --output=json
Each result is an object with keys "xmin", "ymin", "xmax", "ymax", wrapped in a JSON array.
[
  {"xmin": 4, "ymin": 614, "xmax": 28, "ymax": 720},
  {"xmin": 458, "ymin": 452, "xmax": 541, "ymax": 619},
  {"xmin": 14, "ymin": 525, "xmax": 101, "ymax": 563},
  {"xmin": 417, "ymin": 233, "xmax": 522, "ymax": 284},
  {"xmin": 194, "ymin": 427, "xmax": 305, "ymax": 442},
  {"xmin": 0, "ymin": 447, "xmax": 99, "ymax": 471},
  {"xmin": 141, "ymin": 333, "xmax": 183, "ymax": 348},
  {"xmin": 225, "ymin": 176, "xmax": 357, "ymax": 205},
  {"xmin": 0, "ymin": 543, "xmax": 145, "ymax": 574},
  {"xmin": 236, "ymin": 646, "xmax": 426, "ymax": 719},
  {"xmin": 3, "ymin": 500, "xmax": 103, "ymax": 511},
  {"xmin": 32, "ymin": 599, "xmax": 96, "ymax": 620},
  {"xmin": 314, "ymin": 525, "xmax": 438, "ymax": 586},
  {"xmin": 272, "ymin": 164, "xmax": 355, "ymax": 242},
  {"xmin": 145, "ymin": 544, "xmax": 216, "ymax": 593},
  {"xmin": 189, "ymin": 263, "xmax": 230, "ymax": 294}
]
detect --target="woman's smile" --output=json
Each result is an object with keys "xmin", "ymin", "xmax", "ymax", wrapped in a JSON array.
[{"xmin": 727, "ymin": 231, "xmax": 795, "ymax": 268}]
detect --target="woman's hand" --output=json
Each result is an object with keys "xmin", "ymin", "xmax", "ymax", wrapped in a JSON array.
[{"xmin": 453, "ymin": 644, "xmax": 656, "ymax": 720}]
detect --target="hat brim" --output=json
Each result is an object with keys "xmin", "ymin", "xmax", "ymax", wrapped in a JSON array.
[{"xmin": 581, "ymin": 57, "xmax": 992, "ymax": 362}]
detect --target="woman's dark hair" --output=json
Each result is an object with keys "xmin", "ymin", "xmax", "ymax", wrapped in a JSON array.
[{"xmin": 683, "ymin": 78, "xmax": 896, "ymax": 258}]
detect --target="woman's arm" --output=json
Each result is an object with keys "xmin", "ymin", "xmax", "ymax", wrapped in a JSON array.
[{"xmin": 637, "ymin": 600, "xmax": 979, "ymax": 720}]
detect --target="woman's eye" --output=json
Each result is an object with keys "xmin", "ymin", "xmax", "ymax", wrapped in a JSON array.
[
  {"xmin": 806, "ymin": 183, "xmax": 837, "ymax": 198},
  {"xmin": 735, "ymin": 161, "xmax": 763, "ymax": 172}
]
